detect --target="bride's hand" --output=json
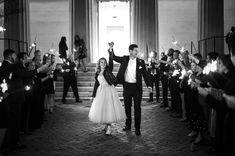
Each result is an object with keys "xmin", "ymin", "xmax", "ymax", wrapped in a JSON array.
[{"xmin": 108, "ymin": 42, "xmax": 114, "ymax": 49}]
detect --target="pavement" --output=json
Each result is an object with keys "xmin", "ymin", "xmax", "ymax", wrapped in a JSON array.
[{"xmin": 10, "ymin": 101, "xmax": 214, "ymax": 156}]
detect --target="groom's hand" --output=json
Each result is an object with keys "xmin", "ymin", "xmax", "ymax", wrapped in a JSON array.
[
  {"xmin": 108, "ymin": 42, "xmax": 114, "ymax": 51},
  {"xmin": 148, "ymin": 86, "xmax": 153, "ymax": 93}
]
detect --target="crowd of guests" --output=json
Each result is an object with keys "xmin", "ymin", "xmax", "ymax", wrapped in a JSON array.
[
  {"xmin": 147, "ymin": 45, "xmax": 235, "ymax": 155},
  {"xmin": 0, "ymin": 30, "xmax": 235, "ymax": 155},
  {"xmin": 0, "ymin": 49, "xmax": 64, "ymax": 155}
]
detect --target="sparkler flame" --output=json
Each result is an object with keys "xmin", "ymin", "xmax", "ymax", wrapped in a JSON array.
[
  {"xmin": 0, "ymin": 26, "xmax": 6, "ymax": 32},
  {"xmin": 0, "ymin": 79, "xmax": 8, "ymax": 93},
  {"xmin": 172, "ymin": 41, "xmax": 178, "ymax": 46},
  {"xmin": 172, "ymin": 69, "xmax": 180, "ymax": 77},
  {"xmin": 25, "ymin": 85, "xmax": 31, "ymax": 91},
  {"xmin": 202, "ymin": 60, "xmax": 217, "ymax": 75},
  {"xmin": 179, "ymin": 69, "xmax": 186, "ymax": 79}
]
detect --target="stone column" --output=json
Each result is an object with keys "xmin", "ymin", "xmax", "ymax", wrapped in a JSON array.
[
  {"xmin": 198, "ymin": 0, "xmax": 224, "ymax": 58},
  {"xmin": 4, "ymin": 0, "xmax": 30, "ymax": 53},
  {"xmin": 131, "ymin": 0, "xmax": 158, "ymax": 60},
  {"xmin": 71, "ymin": 0, "xmax": 90, "ymax": 62}
]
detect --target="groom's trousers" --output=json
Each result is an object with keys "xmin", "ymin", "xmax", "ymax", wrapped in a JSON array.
[{"xmin": 123, "ymin": 82, "xmax": 142, "ymax": 130}]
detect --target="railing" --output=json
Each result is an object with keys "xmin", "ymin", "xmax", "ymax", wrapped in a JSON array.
[
  {"xmin": 198, "ymin": 36, "xmax": 226, "ymax": 58},
  {"xmin": 190, "ymin": 41, "xmax": 197, "ymax": 54},
  {"xmin": 0, "ymin": 38, "xmax": 29, "ymax": 55}
]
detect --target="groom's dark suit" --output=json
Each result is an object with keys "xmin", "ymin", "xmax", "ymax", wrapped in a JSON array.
[{"xmin": 111, "ymin": 50, "xmax": 150, "ymax": 131}]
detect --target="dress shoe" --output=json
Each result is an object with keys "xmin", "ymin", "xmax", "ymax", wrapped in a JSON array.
[
  {"xmin": 179, "ymin": 118, "xmax": 187, "ymax": 122},
  {"xmin": 11, "ymin": 144, "xmax": 27, "ymax": 151},
  {"xmin": 23, "ymin": 132, "xmax": 32, "ymax": 135},
  {"xmin": 147, "ymin": 100, "xmax": 153, "ymax": 103},
  {"xmin": 187, "ymin": 131, "xmax": 197, "ymax": 137},
  {"xmin": 135, "ymin": 130, "xmax": 141, "ymax": 136},
  {"xmin": 122, "ymin": 127, "xmax": 131, "ymax": 131},
  {"xmin": 76, "ymin": 99, "xmax": 82, "ymax": 103},
  {"xmin": 102, "ymin": 125, "xmax": 108, "ymax": 132},
  {"xmin": 160, "ymin": 104, "xmax": 167, "ymax": 108},
  {"xmin": 170, "ymin": 113, "xmax": 181, "ymax": 118}
]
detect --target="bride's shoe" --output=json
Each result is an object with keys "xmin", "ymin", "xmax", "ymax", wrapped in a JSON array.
[
  {"xmin": 105, "ymin": 125, "xmax": 111, "ymax": 135},
  {"xmin": 102, "ymin": 125, "xmax": 108, "ymax": 132}
]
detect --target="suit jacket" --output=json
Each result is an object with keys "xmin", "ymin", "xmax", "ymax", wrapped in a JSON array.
[{"xmin": 111, "ymin": 50, "xmax": 150, "ymax": 93}]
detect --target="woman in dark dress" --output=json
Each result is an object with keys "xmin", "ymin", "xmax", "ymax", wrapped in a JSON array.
[
  {"xmin": 74, "ymin": 35, "xmax": 88, "ymax": 72},
  {"xmin": 59, "ymin": 36, "xmax": 68, "ymax": 59},
  {"xmin": 42, "ymin": 54, "xmax": 56, "ymax": 113}
]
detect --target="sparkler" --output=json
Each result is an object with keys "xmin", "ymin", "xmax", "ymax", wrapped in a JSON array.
[
  {"xmin": 172, "ymin": 69, "xmax": 180, "ymax": 77},
  {"xmin": 0, "ymin": 79, "xmax": 8, "ymax": 103},
  {"xmin": 171, "ymin": 36, "xmax": 187, "ymax": 53},
  {"xmin": 0, "ymin": 26, "xmax": 6, "ymax": 32},
  {"xmin": 0, "ymin": 79, "xmax": 8, "ymax": 93},
  {"xmin": 25, "ymin": 85, "xmax": 31, "ymax": 91},
  {"xmin": 149, "ymin": 51, "xmax": 155, "ymax": 58},
  {"xmin": 179, "ymin": 69, "xmax": 186, "ymax": 79},
  {"xmin": 202, "ymin": 60, "xmax": 217, "ymax": 75}
]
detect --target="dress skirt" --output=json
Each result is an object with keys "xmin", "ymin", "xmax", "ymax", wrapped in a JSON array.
[{"xmin": 88, "ymin": 75, "xmax": 126, "ymax": 124}]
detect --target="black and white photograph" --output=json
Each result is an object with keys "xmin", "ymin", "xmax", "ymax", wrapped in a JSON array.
[{"xmin": 0, "ymin": 0, "xmax": 235, "ymax": 155}]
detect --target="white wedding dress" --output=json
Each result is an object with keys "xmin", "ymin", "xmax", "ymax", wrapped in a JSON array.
[{"xmin": 88, "ymin": 75, "xmax": 126, "ymax": 124}]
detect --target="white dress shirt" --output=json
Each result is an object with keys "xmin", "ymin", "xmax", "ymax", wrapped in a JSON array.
[{"xmin": 125, "ymin": 57, "xmax": 137, "ymax": 83}]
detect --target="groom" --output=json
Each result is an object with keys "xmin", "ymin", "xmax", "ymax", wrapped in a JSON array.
[{"xmin": 108, "ymin": 42, "xmax": 151, "ymax": 136}]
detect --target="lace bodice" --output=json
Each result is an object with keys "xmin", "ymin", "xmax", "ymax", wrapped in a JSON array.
[{"xmin": 98, "ymin": 75, "xmax": 108, "ymax": 85}]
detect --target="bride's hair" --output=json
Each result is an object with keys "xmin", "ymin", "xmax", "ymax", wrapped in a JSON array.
[{"xmin": 96, "ymin": 57, "xmax": 107, "ymax": 74}]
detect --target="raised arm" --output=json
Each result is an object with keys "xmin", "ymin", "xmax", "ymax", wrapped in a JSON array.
[
  {"xmin": 108, "ymin": 42, "xmax": 123, "ymax": 63},
  {"xmin": 141, "ymin": 60, "xmax": 150, "ymax": 87},
  {"xmin": 108, "ymin": 50, "xmax": 114, "ymax": 72}
]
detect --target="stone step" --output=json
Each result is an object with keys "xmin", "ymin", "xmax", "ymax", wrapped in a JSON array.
[
  {"xmin": 54, "ymin": 91, "xmax": 169, "ymax": 98},
  {"xmin": 58, "ymin": 71, "xmax": 118, "ymax": 77},
  {"xmin": 54, "ymin": 96, "xmax": 170, "ymax": 102},
  {"xmin": 55, "ymin": 86, "xmax": 166, "ymax": 93}
]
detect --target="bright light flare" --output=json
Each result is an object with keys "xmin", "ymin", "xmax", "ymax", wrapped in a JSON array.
[
  {"xmin": 202, "ymin": 60, "xmax": 217, "ymax": 75},
  {"xmin": 179, "ymin": 69, "xmax": 186, "ymax": 79},
  {"xmin": 172, "ymin": 41, "xmax": 178, "ymax": 46},
  {"xmin": 0, "ymin": 26, "xmax": 6, "ymax": 32},
  {"xmin": 172, "ymin": 69, "xmax": 180, "ymax": 77},
  {"xmin": 25, "ymin": 85, "xmax": 31, "ymax": 91},
  {"xmin": 180, "ymin": 47, "xmax": 185, "ymax": 52},
  {"xmin": 0, "ymin": 79, "xmax": 8, "ymax": 93},
  {"xmin": 149, "ymin": 51, "xmax": 155, "ymax": 58}
]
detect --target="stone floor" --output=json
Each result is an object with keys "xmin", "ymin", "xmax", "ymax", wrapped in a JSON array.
[{"xmin": 10, "ymin": 101, "xmax": 214, "ymax": 156}]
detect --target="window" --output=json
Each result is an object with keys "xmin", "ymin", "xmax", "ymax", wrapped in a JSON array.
[{"xmin": 97, "ymin": 1, "xmax": 130, "ymax": 61}]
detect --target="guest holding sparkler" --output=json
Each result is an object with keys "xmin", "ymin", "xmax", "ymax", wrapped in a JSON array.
[
  {"xmin": 147, "ymin": 51, "xmax": 160, "ymax": 103},
  {"xmin": 221, "ymin": 50, "xmax": 235, "ymax": 155},
  {"xmin": 0, "ymin": 49, "xmax": 49, "ymax": 154},
  {"xmin": 198, "ymin": 55, "xmax": 235, "ymax": 156},
  {"xmin": 159, "ymin": 51, "xmax": 170, "ymax": 108},
  {"xmin": 42, "ymin": 53, "xmax": 57, "ymax": 114},
  {"xmin": 168, "ymin": 50, "xmax": 182, "ymax": 118},
  {"xmin": 182, "ymin": 61, "xmax": 207, "ymax": 145},
  {"xmin": 61, "ymin": 55, "xmax": 82, "ymax": 104}
]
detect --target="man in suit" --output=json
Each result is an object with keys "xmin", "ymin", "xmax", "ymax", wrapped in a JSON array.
[
  {"xmin": 146, "ymin": 51, "xmax": 160, "ymax": 103},
  {"xmin": 61, "ymin": 55, "xmax": 82, "ymax": 103},
  {"xmin": 109, "ymin": 42, "xmax": 151, "ymax": 136},
  {"xmin": 0, "ymin": 49, "xmax": 48, "ymax": 153}
]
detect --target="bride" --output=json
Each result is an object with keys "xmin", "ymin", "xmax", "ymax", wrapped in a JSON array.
[{"xmin": 88, "ymin": 44, "xmax": 126, "ymax": 135}]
